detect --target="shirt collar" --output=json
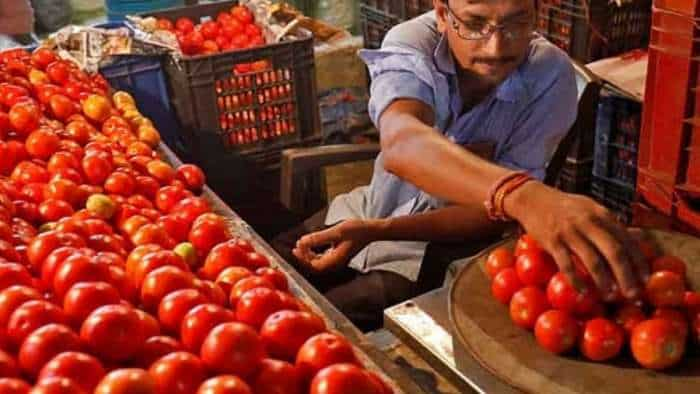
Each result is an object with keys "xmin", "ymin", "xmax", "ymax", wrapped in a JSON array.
[{"xmin": 433, "ymin": 33, "xmax": 528, "ymax": 104}]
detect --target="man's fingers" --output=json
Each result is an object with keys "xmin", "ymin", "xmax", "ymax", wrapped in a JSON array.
[
  {"xmin": 297, "ymin": 227, "xmax": 341, "ymax": 250},
  {"xmin": 600, "ymin": 221, "xmax": 650, "ymax": 284},
  {"xmin": 585, "ymin": 220, "xmax": 642, "ymax": 299},
  {"xmin": 562, "ymin": 230, "xmax": 615, "ymax": 299},
  {"xmin": 548, "ymin": 243, "xmax": 577, "ymax": 287},
  {"xmin": 309, "ymin": 242, "xmax": 353, "ymax": 272}
]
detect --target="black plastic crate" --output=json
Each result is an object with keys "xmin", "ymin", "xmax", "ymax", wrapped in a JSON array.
[
  {"xmin": 143, "ymin": 1, "xmax": 320, "ymax": 159},
  {"xmin": 537, "ymin": 0, "xmax": 651, "ymax": 63},
  {"xmin": 360, "ymin": 4, "xmax": 401, "ymax": 49},
  {"xmin": 591, "ymin": 175, "xmax": 636, "ymax": 223},
  {"xmin": 361, "ymin": 0, "xmax": 433, "ymax": 20},
  {"xmin": 555, "ymin": 157, "xmax": 593, "ymax": 193},
  {"xmin": 593, "ymin": 87, "xmax": 641, "ymax": 190}
]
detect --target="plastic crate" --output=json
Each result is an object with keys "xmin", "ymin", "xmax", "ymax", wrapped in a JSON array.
[
  {"xmin": 95, "ymin": 22, "xmax": 186, "ymax": 154},
  {"xmin": 360, "ymin": 4, "xmax": 400, "ymax": 49},
  {"xmin": 143, "ymin": 1, "xmax": 321, "ymax": 160},
  {"xmin": 592, "ymin": 176, "xmax": 635, "ymax": 223},
  {"xmin": 592, "ymin": 87, "xmax": 641, "ymax": 189},
  {"xmin": 654, "ymin": 0, "xmax": 700, "ymax": 16},
  {"xmin": 537, "ymin": 0, "xmax": 651, "ymax": 63},
  {"xmin": 361, "ymin": 0, "xmax": 433, "ymax": 20},
  {"xmin": 106, "ymin": 0, "xmax": 182, "ymax": 22},
  {"xmin": 637, "ymin": 5, "xmax": 700, "ymax": 214},
  {"xmin": 555, "ymin": 157, "xmax": 593, "ymax": 193}
]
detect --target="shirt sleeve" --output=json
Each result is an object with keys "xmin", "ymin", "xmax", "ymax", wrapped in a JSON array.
[
  {"xmin": 0, "ymin": 0, "xmax": 34, "ymax": 35},
  {"xmin": 359, "ymin": 49, "xmax": 436, "ymax": 127},
  {"xmin": 497, "ymin": 61, "xmax": 578, "ymax": 180}
]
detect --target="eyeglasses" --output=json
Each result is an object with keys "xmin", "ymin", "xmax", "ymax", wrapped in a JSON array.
[{"xmin": 444, "ymin": 2, "xmax": 535, "ymax": 41}]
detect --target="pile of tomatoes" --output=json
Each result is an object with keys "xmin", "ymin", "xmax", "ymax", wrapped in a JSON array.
[
  {"xmin": 487, "ymin": 233, "xmax": 696, "ymax": 371},
  {"xmin": 155, "ymin": 5, "xmax": 266, "ymax": 56},
  {"xmin": 0, "ymin": 47, "xmax": 393, "ymax": 394}
]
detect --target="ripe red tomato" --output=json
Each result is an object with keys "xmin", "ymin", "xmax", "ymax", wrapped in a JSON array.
[
  {"xmin": 171, "ymin": 197, "xmax": 210, "ymax": 225},
  {"xmin": 295, "ymin": 333, "xmax": 358, "ymax": 381},
  {"xmin": 235, "ymin": 287, "xmax": 287, "ymax": 329},
  {"xmin": 175, "ymin": 18, "xmax": 195, "ymax": 33},
  {"xmin": 197, "ymin": 375, "xmax": 252, "ymax": 394},
  {"xmin": 29, "ymin": 376, "xmax": 84, "ymax": 394},
  {"xmin": 200, "ymin": 322, "xmax": 265, "ymax": 377},
  {"xmin": 156, "ymin": 215, "xmax": 190, "ymax": 244},
  {"xmin": 485, "ymin": 247, "xmax": 515, "ymax": 280},
  {"xmin": 38, "ymin": 199, "xmax": 74, "ymax": 222},
  {"xmin": 0, "ymin": 378, "xmax": 30, "ymax": 393},
  {"xmin": 231, "ymin": 6, "xmax": 254, "ymax": 24},
  {"xmin": 140, "ymin": 266, "xmax": 195, "ymax": 311},
  {"xmin": 38, "ymin": 352, "xmax": 106, "ymax": 393},
  {"xmin": 180, "ymin": 304, "xmax": 235, "ymax": 353},
  {"xmin": 12, "ymin": 161, "xmax": 49, "ymax": 186},
  {"xmin": 63, "ymin": 281, "xmax": 121, "ymax": 326},
  {"xmin": 200, "ymin": 21, "xmax": 221, "ymax": 40},
  {"xmin": 82, "ymin": 152, "xmax": 113, "ymax": 186},
  {"xmin": 0, "ymin": 263, "xmax": 32, "ymax": 292},
  {"xmin": 579, "ymin": 318, "xmax": 624, "ymax": 362},
  {"xmin": 25, "ymin": 129, "xmax": 60, "ymax": 160},
  {"xmin": 82, "ymin": 219, "xmax": 114, "ymax": 237},
  {"xmin": 0, "ymin": 349, "xmax": 19, "ymax": 377},
  {"xmin": 309, "ymin": 363, "xmax": 380, "ymax": 394},
  {"xmin": 534, "ymin": 309, "xmax": 579, "ymax": 354},
  {"xmin": 80, "ymin": 304, "xmax": 146, "ymax": 362},
  {"xmin": 48, "ymin": 94, "xmax": 77, "ymax": 121},
  {"xmin": 127, "ymin": 249, "xmax": 187, "ymax": 290},
  {"xmin": 18, "ymin": 323, "xmax": 81, "ymax": 378},
  {"xmin": 645, "ymin": 270, "xmax": 685, "ymax": 308},
  {"xmin": 631, "ymin": 318, "xmax": 685, "ymax": 370},
  {"xmin": 189, "ymin": 219, "xmax": 230, "ymax": 258},
  {"xmin": 0, "ymin": 285, "xmax": 42, "ymax": 327},
  {"xmin": 230, "ymin": 34, "xmax": 250, "ymax": 49},
  {"xmin": 253, "ymin": 358, "xmax": 303, "ymax": 394},
  {"xmin": 651, "ymin": 255, "xmax": 686, "ymax": 278},
  {"xmin": 685, "ymin": 291, "xmax": 700, "ymax": 316},
  {"xmin": 260, "ymin": 310, "xmax": 325, "ymax": 361},
  {"xmin": 64, "ymin": 120, "xmax": 92, "ymax": 146},
  {"xmin": 245, "ymin": 24, "xmax": 262, "ymax": 38},
  {"xmin": 157, "ymin": 288, "xmax": 207, "ymax": 334},
  {"xmin": 195, "ymin": 279, "xmax": 227, "ymax": 306},
  {"xmin": 52, "ymin": 253, "xmax": 113, "ymax": 301},
  {"xmin": 9, "ymin": 101, "xmax": 40, "ymax": 137},
  {"xmin": 149, "ymin": 352, "xmax": 206, "ymax": 394},
  {"xmin": 514, "ymin": 234, "xmax": 540, "ymax": 257},
  {"xmin": 7, "ymin": 300, "xmax": 67, "ymax": 347},
  {"xmin": 613, "ymin": 303, "xmax": 646, "ymax": 336},
  {"xmin": 200, "ymin": 241, "xmax": 247, "ymax": 280},
  {"xmin": 46, "ymin": 61, "xmax": 70, "ymax": 85},
  {"xmin": 135, "ymin": 335, "xmax": 182, "ymax": 369},
  {"xmin": 175, "ymin": 165, "xmax": 205, "ymax": 191},
  {"xmin": 221, "ymin": 20, "xmax": 244, "ymax": 39},
  {"xmin": 652, "ymin": 308, "xmax": 689, "ymax": 339},
  {"xmin": 515, "ymin": 249, "xmax": 557, "ymax": 287},
  {"xmin": 215, "ymin": 266, "xmax": 253, "ymax": 295},
  {"xmin": 154, "ymin": 186, "xmax": 186, "ymax": 213},
  {"xmin": 509, "ymin": 286, "xmax": 549, "ymax": 330},
  {"xmin": 490, "ymin": 267, "xmax": 522, "ymax": 305},
  {"xmin": 546, "ymin": 272, "xmax": 599, "ymax": 316},
  {"xmin": 94, "ymin": 368, "xmax": 157, "ymax": 394},
  {"xmin": 104, "ymin": 172, "xmax": 136, "ymax": 196},
  {"xmin": 45, "ymin": 179, "xmax": 79, "ymax": 207},
  {"xmin": 255, "ymin": 267, "xmax": 288, "ymax": 292},
  {"xmin": 245, "ymin": 252, "xmax": 269, "ymax": 270},
  {"xmin": 131, "ymin": 224, "xmax": 173, "ymax": 249},
  {"xmin": 229, "ymin": 276, "xmax": 275, "ymax": 306}
]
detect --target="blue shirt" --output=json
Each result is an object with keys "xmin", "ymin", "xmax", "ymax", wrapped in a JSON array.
[{"xmin": 326, "ymin": 12, "xmax": 578, "ymax": 281}]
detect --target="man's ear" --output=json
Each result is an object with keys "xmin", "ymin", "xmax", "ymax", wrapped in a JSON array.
[{"xmin": 434, "ymin": 0, "xmax": 448, "ymax": 33}]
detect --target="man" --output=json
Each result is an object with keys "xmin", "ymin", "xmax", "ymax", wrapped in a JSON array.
[
  {"xmin": 274, "ymin": 0, "xmax": 647, "ymax": 330},
  {"xmin": 0, "ymin": 0, "xmax": 34, "ymax": 49}
]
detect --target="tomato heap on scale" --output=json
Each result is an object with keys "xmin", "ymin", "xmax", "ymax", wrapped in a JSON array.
[
  {"xmin": 488, "ymin": 234, "xmax": 693, "ymax": 370},
  {"xmin": 0, "ymin": 46, "xmax": 392, "ymax": 394}
]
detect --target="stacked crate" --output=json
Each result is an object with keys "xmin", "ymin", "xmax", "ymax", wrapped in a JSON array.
[
  {"xmin": 636, "ymin": 0, "xmax": 700, "ymax": 233},
  {"xmin": 359, "ymin": 0, "xmax": 432, "ymax": 49}
]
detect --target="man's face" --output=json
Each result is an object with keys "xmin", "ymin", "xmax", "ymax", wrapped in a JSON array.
[{"xmin": 435, "ymin": 0, "xmax": 535, "ymax": 86}]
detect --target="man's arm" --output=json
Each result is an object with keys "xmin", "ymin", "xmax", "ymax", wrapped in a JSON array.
[{"xmin": 0, "ymin": 0, "xmax": 34, "ymax": 35}]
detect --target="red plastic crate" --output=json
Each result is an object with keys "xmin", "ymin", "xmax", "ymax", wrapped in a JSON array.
[{"xmin": 654, "ymin": 0, "xmax": 700, "ymax": 16}]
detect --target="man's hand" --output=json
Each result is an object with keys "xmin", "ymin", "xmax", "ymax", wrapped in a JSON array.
[
  {"xmin": 293, "ymin": 219, "xmax": 383, "ymax": 274},
  {"xmin": 506, "ymin": 182, "xmax": 649, "ymax": 301}
]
